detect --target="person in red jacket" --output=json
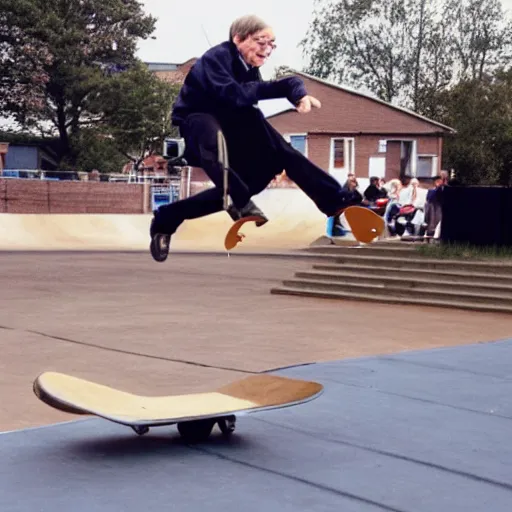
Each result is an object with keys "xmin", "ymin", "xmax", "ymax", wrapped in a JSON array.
[{"xmin": 150, "ymin": 14, "xmax": 359, "ymax": 261}]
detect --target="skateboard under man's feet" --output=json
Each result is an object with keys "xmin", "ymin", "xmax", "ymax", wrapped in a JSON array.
[
  {"xmin": 336, "ymin": 205, "xmax": 385, "ymax": 244},
  {"xmin": 224, "ymin": 215, "xmax": 268, "ymax": 250},
  {"xmin": 224, "ymin": 199, "xmax": 269, "ymax": 250}
]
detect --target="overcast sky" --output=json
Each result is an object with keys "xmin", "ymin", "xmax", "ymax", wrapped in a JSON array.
[
  {"xmin": 136, "ymin": 0, "xmax": 512, "ymax": 80},
  {"xmin": 135, "ymin": 0, "xmax": 512, "ymax": 116},
  {"xmin": 3, "ymin": 0, "xmax": 512, "ymax": 127},
  {"xmin": 135, "ymin": 0, "xmax": 316, "ymax": 80}
]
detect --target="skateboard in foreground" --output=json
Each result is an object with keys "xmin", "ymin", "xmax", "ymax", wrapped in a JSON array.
[
  {"xmin": 343, "ymin": 206, "xmax": 385, "ymax": 244},
  {"xmin": 33, "ymin": 372, "xmax": 323, "ymax": 442}
]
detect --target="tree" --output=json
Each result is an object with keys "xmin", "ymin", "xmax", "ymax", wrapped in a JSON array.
[
  {"xmin": 301, "ymin": 0, "xmax": 409, "ymax": 103},
  {"xmin": 436, "ymin": 69, "xmax": 512, "ymax": 186},
  {"xmin": 300, "ymin": 0, "xmax": 512, "ymax": 114},
  {"xmin": 445, "ymin": 0, "xmax": 512, "ymax": 81},
  {"xmin": 72, "ymin": 128, "xmax": 127, "ymax": 174},
  {"xmin": 0, "ymin": 0, "xmax": 156, "ymax": 168},
  {"xmin": 93, "ymin": 62, "xmax": 180, "ymax": 174}
]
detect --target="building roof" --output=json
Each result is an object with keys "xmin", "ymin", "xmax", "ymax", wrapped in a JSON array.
[
  {"xmin": 269, "ymin": 69, "xmax": 455, "ymax": 134},
  {"xmin": 145, "ymin": 63, "xmax": 179, "ymax": 72},
  {"xmin": 146, "ymin": 59, "xmax": 198, "ymax": 85}
]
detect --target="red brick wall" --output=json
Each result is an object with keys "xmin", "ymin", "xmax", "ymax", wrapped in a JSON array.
[
  {"xmin": 5, "ymin": 180, "xmax": 49, "ymax": 213},
  {"xmin": 0, "ymin": 179, "xmax": 6, "ymax": 213},
  {"xmin": 306, "ymin": 134, "xmax": 330, "ymax": 170},
  {"xmin": 0, "ymin": 179, "xmax": 147, "ymax": 214}
]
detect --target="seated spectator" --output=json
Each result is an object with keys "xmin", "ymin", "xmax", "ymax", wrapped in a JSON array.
[
  {"xmin": 383, "ymin": 178, "xmax": 403, "ymax": 235},
  {"xmin": 364, "ymin": 176, "xmax": 388, "ymax": 204},
  {"xmin": 401, "ymin": 178, "xmax": 427, "ymax": 235},
  {"xmin": 342, "ymin": 173, "xmax": 367, "ymax": 206},
  {"xmin": 385, "ymin": 177, "xmax": 428, "ymax": 236}
]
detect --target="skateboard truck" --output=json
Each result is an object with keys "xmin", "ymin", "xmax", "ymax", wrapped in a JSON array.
[
  {"xmin": 131, "ymin": 415, "xmax": 236, "ymax": 442},
  {"xmin": 131, "ymin": 425, "xmax": 150, "ymax": 436}
]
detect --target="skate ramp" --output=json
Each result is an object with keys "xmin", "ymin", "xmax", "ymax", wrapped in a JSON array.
[
  {"xmin": 172, "ymin": 189, "xmax": 329, "ymax": 251},
  {"xmin": 0, "ymin": 214, "xmax": 151, "ymax": 251},
  {"xmin": 0, "ymin": 190, "xmax": 329, "ymax": 252}
]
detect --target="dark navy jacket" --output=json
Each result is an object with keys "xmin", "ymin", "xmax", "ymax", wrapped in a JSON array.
[{"xmin": 171, "ymin": 41, "xmax": 307, "ymax": 127}]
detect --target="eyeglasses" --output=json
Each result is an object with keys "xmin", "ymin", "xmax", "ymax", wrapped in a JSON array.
[{"xmin": 251, "ymin": 36, "xmax": 277, "ymax": 51}]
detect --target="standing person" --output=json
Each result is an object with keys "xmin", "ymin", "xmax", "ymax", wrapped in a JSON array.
[{"xmin": 150, "ymin": 14, "xmax": 358, "ymax": 261}]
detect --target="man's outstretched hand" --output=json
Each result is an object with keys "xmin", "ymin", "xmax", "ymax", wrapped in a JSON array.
[{"xmin": 296, "ymin": 95, "xmax": 322, "ymax": 114}]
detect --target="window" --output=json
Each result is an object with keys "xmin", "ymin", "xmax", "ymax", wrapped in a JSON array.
[
  {"xmin": 284, "ymin": 134, "xmax": 307, "ymax": 156},
  {"xmin": 289, "ymin": 135, "xmax": 306, "ymax": 155},
  {"xmin": 330, "ymin": 138, "xmax": 354, "ymax": 172},
  {"xmin": 416, "ymin": 155, "xmax": 438, "ymax": 178}
]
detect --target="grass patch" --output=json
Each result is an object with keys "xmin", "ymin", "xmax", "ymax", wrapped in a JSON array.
[{"xmin": 415, "ymin": 242, "xmax": 512, "ymax": 261}]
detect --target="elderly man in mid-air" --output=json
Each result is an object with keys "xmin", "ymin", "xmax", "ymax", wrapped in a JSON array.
[{"xmin": 150, "ymin": 14, "xmax": 358, "ymax": 261}]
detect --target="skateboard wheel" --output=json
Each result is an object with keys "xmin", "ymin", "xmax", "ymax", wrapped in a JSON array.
[
  {"xmin": 131, "ymin": 425, "xmax": 150, "ymax": 436},
  {"xmin": 177, "ymin": 419, "xmax": 215, "ymax": 442},
  {"xmin": 218, "ymin": 415, "xmax": 236, "ymax": 436}
]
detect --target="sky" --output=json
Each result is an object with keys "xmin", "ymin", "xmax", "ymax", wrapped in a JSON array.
[
  {"xmin": 3, "ymin": 0, "xmax": 512, "ymax": 127},
  {"xmin": 136, "ymin": 0, "xmax": 512, "ymax": 80},
  {"xmin": 134, "ymin": 0, "xmax": 319, "ymax": 116},
  {"xmin": 134, "ymin": 0, "xmax": 512, "ymax": 116},
  {"xmin": 135, "ymin": 0, "xmax": 317, "ymax": 80}
]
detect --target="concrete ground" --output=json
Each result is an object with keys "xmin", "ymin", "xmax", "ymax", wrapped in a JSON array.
[
  {"xmin": 1, "ymin": 251, "xmax": 511, "ymax": 433},
  {"xmin": 3, "ymin": 341, "xmax": 512, "ymax": 511}
]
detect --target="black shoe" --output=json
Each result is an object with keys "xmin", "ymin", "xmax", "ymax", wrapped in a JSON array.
[
  {"xmin": 331, "ymin": 192, "xmax": 360, "ymax": 217},
  {"xmin": 149, "ymin": 216, "xmax": 171, "ymax": 262},
  {"xmin": 150, "ymin": 233, "xmax": 171, "ymax": 262},
  {"xmin": 227, "ymin": 200, "xmax": 269, "ymax": 227}
]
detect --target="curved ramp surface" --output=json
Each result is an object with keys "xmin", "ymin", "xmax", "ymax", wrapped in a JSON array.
[
  {"xmin": 0, "ymin": 189, "xmax": 330, "ymax": 251},
  {"xmin": 2, "ymin": 340, "xmax": 512, "ymax": 512}
]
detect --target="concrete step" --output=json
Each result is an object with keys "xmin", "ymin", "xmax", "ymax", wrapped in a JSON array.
[
  {"xmin": 301, "ymin": 253, "xmax": 512, "ymax": 275},
  {"xmin": 310, "ymin": 263, "xmax": 512, "ymax": 285},
  {"xmin": 294, "ymin": 270, "xmax": 512, "ymax": 297},
  {"xmin": 270, "ymin": 285, "xmax": 512, "ymax": 314},
  {"xmin": 305, "ymin": 245, "xmax": 417, "ymax": 258},
  {"xmin": 280, "ymin": 278, "xmax": 512, "ymax": 307}
]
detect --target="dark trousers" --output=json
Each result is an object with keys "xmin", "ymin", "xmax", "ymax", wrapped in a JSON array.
[{"xmin": 154, "ymin": 110, "xmax": 347, "ymax": 234}]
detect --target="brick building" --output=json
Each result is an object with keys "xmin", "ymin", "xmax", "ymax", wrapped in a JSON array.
[
  {"xmin": 0, "ymin": 143, "xmax": 8, "ymax": 172},
  {"xmin": 266, "ymin": 70, "xmax": 455, "ymax": 190},
  {"xmin": 156, "ymin": 64, "xmax": 455, "ymax": 192},
  {"xmin": 143, "ymin": 60, "xmax": 455, "ymax": 196}
]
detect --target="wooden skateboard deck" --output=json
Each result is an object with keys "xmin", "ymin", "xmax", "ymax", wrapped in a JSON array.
[
  {"xmin": 224, "ymin": 215, "xmax": 267, "ymax": 250},
  {"xmin": 343, "ymin": 206, "xmax": 385, "ymax": 244},
  {"xmin": 33, "ymin": 373, "xmax": 323, "ymax": 441}
]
